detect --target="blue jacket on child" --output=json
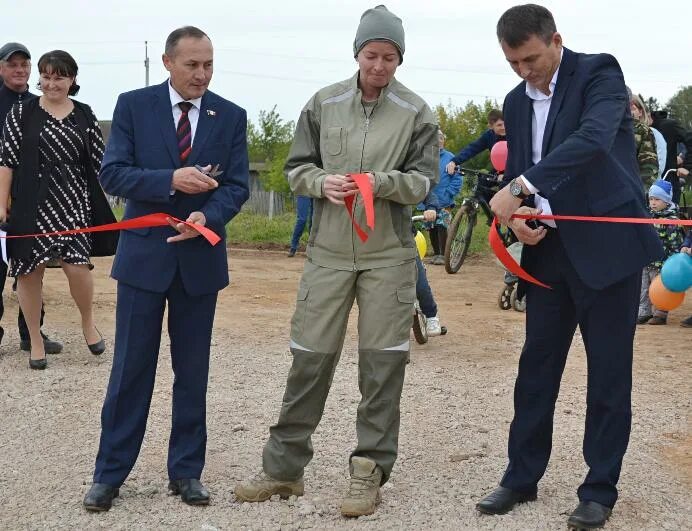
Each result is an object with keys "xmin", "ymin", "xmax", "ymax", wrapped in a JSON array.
[{"xmin": 418, "ymin": 148, "xmax": 460, "ymax": 210}]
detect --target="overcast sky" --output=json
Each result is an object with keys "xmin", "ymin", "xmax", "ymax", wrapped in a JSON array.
[{"xmin": 5, "ymin": 0, "xmax": 691, "ymax": 125}]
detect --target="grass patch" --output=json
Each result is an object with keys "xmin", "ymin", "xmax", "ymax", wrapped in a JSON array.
[
  {"xmin": 226, "ymin": 211, "xmax": 298, "ymax": 247},
  {"xmin": 467, "ymin": 217, "xmax": 492, "ymax": 255}
]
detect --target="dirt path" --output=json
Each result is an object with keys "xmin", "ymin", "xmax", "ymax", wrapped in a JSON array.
[{"xmin": 0, "ymin": 250, "xmax": 689, "ymax": 530}]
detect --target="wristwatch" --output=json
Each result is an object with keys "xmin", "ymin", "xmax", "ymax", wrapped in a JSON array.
[{"xmin": 509, "ymin": 178, "xmax": 529, "ymax": 200}]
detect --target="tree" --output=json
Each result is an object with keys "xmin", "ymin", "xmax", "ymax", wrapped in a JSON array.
[
  {"xmin": 644, "ymin": 96, "xmax": 660, "ymax": 113},
  {"xmin": 435, "ymin": 99, "xmax": 501, "ymax": 174},
  {"xmin": 246, "ymin": 106, "xmax": 295, "ymax": 192},
  {"xmin": 261, "ymin": 142, "xmax": 292, "ymax": 194},
  {"xmin": 666, "ymin": 86, "xmax": 692, "ymax": 130}
]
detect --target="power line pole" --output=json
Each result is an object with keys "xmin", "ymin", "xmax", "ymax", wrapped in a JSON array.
[{"xmin": 144, "ymin": 41, "xmax": 150, "ymax": 87}]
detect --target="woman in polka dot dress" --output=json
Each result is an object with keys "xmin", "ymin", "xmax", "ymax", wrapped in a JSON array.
[{"xmin": 0, "ymin": 50, "xmax": 117, "ymax": 369}]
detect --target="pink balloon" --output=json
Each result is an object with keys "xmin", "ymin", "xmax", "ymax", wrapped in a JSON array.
[{"xmin": 491, "ymin": 140, "xmax": 508, "ymax": 172}]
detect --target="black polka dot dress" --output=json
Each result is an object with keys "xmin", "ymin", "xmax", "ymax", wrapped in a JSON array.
[{"xmin": 0, "ymin": 101, "xmax": 105, "ymax": 276}]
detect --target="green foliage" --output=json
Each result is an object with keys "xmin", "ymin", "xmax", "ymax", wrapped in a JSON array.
[
  {"xmin": 435, "ymin": 99, "xmax": 500, "ymax": 173},
  {"xmin": 644, "ymin": 96, "xmax": 661, "ymax": 113},
  {"xmin": 246, "ymin": 105, "xmax": 296, "ymax": 192},
  {"xmin": 666, "ymin": 85, "xmax": 692, "ymax": 130},
  {"xmin": 435, "ymin": 99, "xmax": 501, "ymax": 196},
  {"xmin": 260, "ymin": 142, "xmax": 292, "ymax": 194}
]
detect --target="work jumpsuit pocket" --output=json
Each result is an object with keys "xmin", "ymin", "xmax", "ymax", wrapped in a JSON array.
[
  {"xmin": 396, "ymin": 284, "xmax": 416, "ymax": 305},
  {"xmin": 290, "ymin": 284, "xmax": 311, "ymax": 340},
  {"xmin": 325, "ymin": 127, "xmax": 347, "ymax": 158}
]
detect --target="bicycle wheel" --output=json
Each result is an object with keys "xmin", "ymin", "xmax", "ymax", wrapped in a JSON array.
[
  {"xmin": 412, "ymin": 305, "xmax": 428, "ymax": 344},
  {"xmin": 444, "ymin": 206, "xmax": 475, "ymax": 274},
  {"xmin": 498, "ymin": 285, "xmax": 513, "ymax": 310}
]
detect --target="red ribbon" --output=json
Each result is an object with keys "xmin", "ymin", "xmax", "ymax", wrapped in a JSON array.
[
  {"xmin": 490, "ymin": 214, "xmax": 692, "ymax": 289},
  {"xmin": 0, "ymin": 213, "xmax": 221, "ymax": 246},
  {"xmin": 344, "ymin": 173, "xmax": 375, "ymax": 242}
]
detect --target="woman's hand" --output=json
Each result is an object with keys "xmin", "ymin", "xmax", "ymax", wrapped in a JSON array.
[{"xmin": 324, "ymin": 174, "xmax": 359, "ymax": 205}]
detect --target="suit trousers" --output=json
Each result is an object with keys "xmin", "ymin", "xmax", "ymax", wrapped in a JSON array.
[
  {"xmin": 93, "ymin": 271, "xmax": 217, "ymax": 487},
  {"xmin": 262, "ymin": 260, "xmax": 416, "ymax": 484},
  {"xmin": 500, "ymin": 229, "xmax": 640, "ymax": 508}
]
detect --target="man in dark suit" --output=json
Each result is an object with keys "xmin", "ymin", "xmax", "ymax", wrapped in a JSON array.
[
  {"xmin": 83, "ymin": 26, "xmax": 249, "ymax": 511},
  {"xmin": 476, "ymin": 5, "xmax": 662, "ymax": 529}
]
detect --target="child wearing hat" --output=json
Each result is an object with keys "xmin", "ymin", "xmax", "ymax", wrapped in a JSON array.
[{"xmin": 638, "ymin": 179, "xmax": 686, "ymax": 325}]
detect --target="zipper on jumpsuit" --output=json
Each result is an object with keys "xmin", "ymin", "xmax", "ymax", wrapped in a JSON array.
[{"xmin": 353, "ymin": 101, "xmax": 376, "ymax": 272}]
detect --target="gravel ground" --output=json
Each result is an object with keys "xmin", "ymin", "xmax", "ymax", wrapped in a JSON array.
[{"xmin": 0, "ymin": 251, "xmax": 689, "ymax": 530}]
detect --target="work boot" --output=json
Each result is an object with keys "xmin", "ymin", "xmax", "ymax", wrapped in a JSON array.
[
  {"xmin": 648, "ymin": 316, "xmax": 667, "ymax": 325},
  {"xmin": 340, "ymin": 457, "xmax": 382, "ymax": 517},
  {"xmin": 234, "ymin": 470, "xmax": 304, "ymax": 502}
]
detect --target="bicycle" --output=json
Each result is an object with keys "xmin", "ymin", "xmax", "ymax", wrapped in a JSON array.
[{"xmin": 443, "ymin": 168, "xmax": 513, "ymax": 274}]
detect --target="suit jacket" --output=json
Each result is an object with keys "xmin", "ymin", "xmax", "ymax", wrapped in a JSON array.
[
  {"xmin": 503, "ymin": 48, "xmax": 663, "ymax": 290},
  {"xmin": 99, "ymin": 81, "xmax": 250, "ymax": 296}
]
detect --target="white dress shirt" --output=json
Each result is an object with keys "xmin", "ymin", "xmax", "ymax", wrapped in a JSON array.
[
  {"xmin": 520, "ymin": 49, "xmax": 563, "ymax": 228},
  {"xmin": 169, "ymin": 81, "xmax": 202, "ymax": 145}
]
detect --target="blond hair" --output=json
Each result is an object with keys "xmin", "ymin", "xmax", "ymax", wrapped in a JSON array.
[{"xmin": 630, "ymin": 93, "xmax": 650, "ymax": 124}]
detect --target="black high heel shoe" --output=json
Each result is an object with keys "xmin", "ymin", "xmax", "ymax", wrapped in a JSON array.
[
  {"xmin": 29, "ymin": 351, "xmax": 47, "ymax": 370},
  {"xmin": 85, "ymin": 327, "xmax": 106, "ymax": 355}
]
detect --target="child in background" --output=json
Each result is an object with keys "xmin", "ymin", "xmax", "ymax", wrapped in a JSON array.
[
  {"xmin": 638, "ymin": 179, "xmax": 686, "ymax": 325},
  {"xmin": 419, "ymin": 130, "xmax": 461, "ymax": 265}
]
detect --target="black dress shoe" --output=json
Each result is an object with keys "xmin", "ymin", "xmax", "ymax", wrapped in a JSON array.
[
  {"xmin": 20, "ymin": 332, "xmax": 63, "ymax": 354},
  {"xmin": 169, "ymin": 478, "xmax": 210, "ymax": 506},
  {"xmin": 83, "ymin": 483, "xmax": 119, "ymax": 512},
  {"xmin": 567, "ymin": 501, "xmax": 611, "ymax": 529},
  {"xmin": 85, "ymin": 328, "xmax": 106, "ymax": 355},
  {"xmin": 28, "ymin": 354, "xmax": 47, "ymax": 370},
  {"xmin": 476, "ymin": 486, "xmax": 537, "ymax": 515}
]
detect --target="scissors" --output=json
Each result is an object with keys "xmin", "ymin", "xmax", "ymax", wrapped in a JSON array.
[{"xmin": 195, "ymin": 164, "xmax": 223, "ymax": 180}]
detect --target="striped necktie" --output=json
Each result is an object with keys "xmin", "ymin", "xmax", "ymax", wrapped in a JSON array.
[{"xmin": 177, "ymin": 101, "xmax": 193, "ymax": 164}]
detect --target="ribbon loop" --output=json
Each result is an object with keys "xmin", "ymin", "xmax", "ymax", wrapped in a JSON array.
[{"xmin": 343, "ymin": 173, "xmax": 375, "ymax": 242}]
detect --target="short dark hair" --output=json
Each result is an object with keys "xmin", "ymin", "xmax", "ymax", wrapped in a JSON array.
[
  {"xmin": 37, "ymin": 50, "xmax": 80, "ymax": 96},
  {"xmin": 165, "ymin": 26, "xmax": 209, "ymax": 56},
  {"xmin": 487, "ymin": 109, "xmax": 503, "ymax": 124},
  {"xmin": 497, "ymin": 4, "xmax": 557, "ymax": 48}
]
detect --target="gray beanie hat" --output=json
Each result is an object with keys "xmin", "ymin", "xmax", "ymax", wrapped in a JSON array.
[{"xmin": 353, "ymin": 5, "xmax": 405, "ymax": 64}]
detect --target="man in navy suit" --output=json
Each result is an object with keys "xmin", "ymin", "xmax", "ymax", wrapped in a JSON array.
[
  {"xmin": 476, "ymin": 5, "xmax": 662, "ymax": 529},
  {"xmin": 83, "ymin": 26, "xmax": 249, "ymax": 511}
]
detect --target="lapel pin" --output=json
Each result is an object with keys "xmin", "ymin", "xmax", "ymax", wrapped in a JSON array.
[{"xmin": 206, "ymin": 109, "xmax": 216, "ymax": 116}]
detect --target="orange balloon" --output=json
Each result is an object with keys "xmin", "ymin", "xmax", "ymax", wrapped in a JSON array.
[{"xmin": 649, "ymin": 275, "xmax": 686, "ymax": 311}]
